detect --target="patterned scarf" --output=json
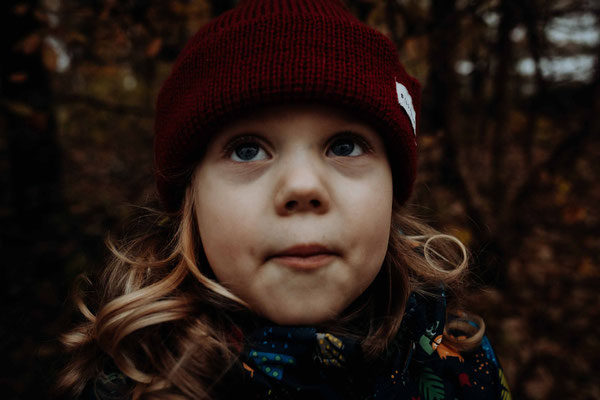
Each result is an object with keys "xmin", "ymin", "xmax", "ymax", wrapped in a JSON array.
[
  {"xmin": 226, "ymin": 291, "xmax": 441, "ymax": 399},
  {"xmin": 225, "ymin": 288, "xmax": 510, "ymax": 400},
  {"xmin": 89, "ymin": 288, "xmax": 511, "ymax": 399}
]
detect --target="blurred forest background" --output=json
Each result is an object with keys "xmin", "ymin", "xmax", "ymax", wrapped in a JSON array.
[{"xmin": 1, "ymin": 0, "xmax": 598, "ymax": 398}]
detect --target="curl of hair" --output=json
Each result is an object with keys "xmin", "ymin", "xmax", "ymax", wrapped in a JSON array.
[{"xmin": 58, "ymin": 190, "xmax": 484, "ymax": 399}]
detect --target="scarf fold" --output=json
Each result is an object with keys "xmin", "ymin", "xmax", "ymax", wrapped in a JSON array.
[
  {"xmin": 240, "ymin": 326, "xmax": 368, "ymax": 399},
  {"xmin": 236, "ymin": 289, "xmax": 447, "ymax": 399},
  {"xmin": 88, "ymin": 285, "xmax": 510, "ymax": 400}
]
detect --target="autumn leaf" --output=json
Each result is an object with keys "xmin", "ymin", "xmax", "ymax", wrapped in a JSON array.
[{"xmin": 146, "ymin": 38, "xmax": 162, "ymax": 58}]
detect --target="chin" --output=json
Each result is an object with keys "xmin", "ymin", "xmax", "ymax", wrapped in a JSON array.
[{"xmin": 262, "ymin": 305, "xmax": 340, "ymax": 326}]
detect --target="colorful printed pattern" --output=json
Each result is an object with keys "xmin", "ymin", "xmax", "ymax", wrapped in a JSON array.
[
  {"xmin": 86, "ymin": 289, "xmax": 511, "ymax": 400},
  {"xmin": 315, "ymin": 333, "xmax": 346, "ymax": 367},
  {"xmin": 237, "ymin": 288, "xmax": 511, "ymax": 400},
  {"xmin": 246, "ymin": 350, "xmax": 296, "ymax": 380}
]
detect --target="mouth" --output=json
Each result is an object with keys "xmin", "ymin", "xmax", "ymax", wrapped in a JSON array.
[{"xmin": 267, "ymin": 244, "xmax": 339, "ymax": 270}]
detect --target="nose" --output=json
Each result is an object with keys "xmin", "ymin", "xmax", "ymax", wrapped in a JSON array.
[{"xmin": 274, "ymin": 158, "xmax": 330, "ymax": 215}]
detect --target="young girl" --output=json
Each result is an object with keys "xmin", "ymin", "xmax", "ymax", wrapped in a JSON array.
[{"xmin": 60, "ymin": 0, "xmax": 511, "ymax": 399}]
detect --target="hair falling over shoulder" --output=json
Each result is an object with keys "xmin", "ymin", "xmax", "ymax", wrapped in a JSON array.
[{"xmin": 58, "ymin": 188, "xmax": 484, "ymax": 399}]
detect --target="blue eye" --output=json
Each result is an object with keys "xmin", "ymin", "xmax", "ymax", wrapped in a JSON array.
[
  {"xmin": 328, "ymin": 137, "xmax": 366, "ymax": 157},
  {"xmin": 235, "ymin": 144, "xmax": 259, "ymax": 160},
  {"xmin": 230, "ymin": 141, "xmax": 268, "ymax": 162}
]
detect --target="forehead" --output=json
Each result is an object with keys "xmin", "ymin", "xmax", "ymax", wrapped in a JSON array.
[{"xmin": 218, "ymin": 102, "xmax": 378, "ymax": 133}]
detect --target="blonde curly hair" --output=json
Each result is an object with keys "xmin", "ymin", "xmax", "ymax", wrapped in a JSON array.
[{"xmin": 58, "ymin": 185, "xmax": 483, "ymax": 399}]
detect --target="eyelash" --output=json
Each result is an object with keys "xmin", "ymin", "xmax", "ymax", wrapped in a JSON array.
[
  {"xmin": 329, "ymin": 131, "xmax": 373, "ymax": 154},
  {"xmin": 222, "ymin": 131, "xmax": 373, "ymax": 160},
  {"xmin": 222, "ymin": 135, "xmax": 265, "ymax": 159}
]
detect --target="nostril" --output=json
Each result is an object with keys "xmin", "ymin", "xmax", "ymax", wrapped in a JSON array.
[{"xmin": 283, "ymin": 199, "xmax": 322, "ymax": 212}]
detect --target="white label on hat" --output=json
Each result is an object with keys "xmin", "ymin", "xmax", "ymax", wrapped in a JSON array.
[{"xmin": 395, "ymin": 81, "xmax": 416, "ymax": 136}]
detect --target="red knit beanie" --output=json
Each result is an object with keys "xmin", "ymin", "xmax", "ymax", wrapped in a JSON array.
[{"xmin": 154, "ymin": 0, "xmax": 420, "ymax": 212}]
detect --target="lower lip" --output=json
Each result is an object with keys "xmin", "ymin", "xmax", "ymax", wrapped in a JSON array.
[{"xmin": 270, "ymin": 254, "xmax": 336, "ymax": 270}]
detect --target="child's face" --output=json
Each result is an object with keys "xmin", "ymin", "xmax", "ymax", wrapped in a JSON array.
[{"xmin": 192, "ymin": 103, "xmax": 393, "ymax": 325}]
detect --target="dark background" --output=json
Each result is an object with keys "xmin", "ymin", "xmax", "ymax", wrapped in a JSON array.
[{"xmin": 1, "ymin": 0, "xmax": 599, "ymax": 398}]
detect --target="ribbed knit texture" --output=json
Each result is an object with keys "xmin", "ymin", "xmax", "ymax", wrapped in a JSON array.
[{"xmin": 154, "ymin": 0, "xmax": 421, "ymax": 211}]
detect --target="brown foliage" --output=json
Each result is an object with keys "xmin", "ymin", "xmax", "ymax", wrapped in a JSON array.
[{"xmin": 1, "ymin": 0, "xmax": 598, "ymax": 398}]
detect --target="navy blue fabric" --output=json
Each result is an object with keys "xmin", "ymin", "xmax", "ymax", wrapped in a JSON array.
[
  {"xmin": 86, "ymin": 289, "xmax": 511, "ymax": 399},
  {"xmin": 235, "ymin": 289, "xmax": 511, "ymax": 400}
]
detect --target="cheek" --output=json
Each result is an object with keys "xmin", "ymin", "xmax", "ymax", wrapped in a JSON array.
[
  {"xmin": 347, "ymin": 167, "xmax": 393, "ymax": 229},
  {"xmin": 193, "ymin": 183, "xmax": 263, "ymax": 277},
  {"xmin": 344, "ymin": 172, "xmax": 393, "ymax": 274},
  {"xmin": 357, "ymin": 202, "xmax": 392, "ymax": 268}
]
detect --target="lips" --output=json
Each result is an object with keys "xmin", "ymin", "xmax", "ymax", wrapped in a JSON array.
[
  {"xmin": 272, "ymin": 244, "xmax": 336, "ymax": 258},
  {"xmin": 267, "ymin": 244, "xmax": 338, "ymax": 270}
]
